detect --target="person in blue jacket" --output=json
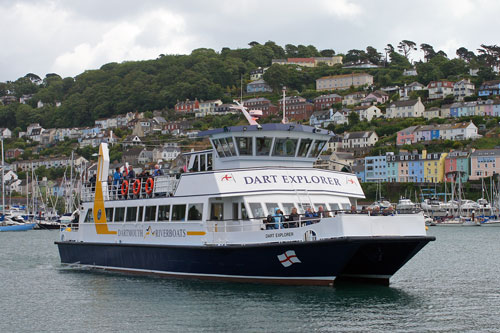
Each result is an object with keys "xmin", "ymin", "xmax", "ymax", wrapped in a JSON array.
[{"xmin": 272, "ymin": 208, "xmax": 284, "ymax": 229}]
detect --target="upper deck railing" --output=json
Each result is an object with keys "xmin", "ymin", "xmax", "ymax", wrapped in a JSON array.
[{"xmin": 81, "ymin": 175, "xmax": 180, "ymax": 202}]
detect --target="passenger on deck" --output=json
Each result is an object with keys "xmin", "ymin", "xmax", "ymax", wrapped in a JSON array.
[
  {"xmin": 304, "ymin": 207, "xmax": 316, "ymax": 226},
  {"xmin": 127, "ymin": 166, "xmax": 135, "ymax": 180},
  {"xmin": 272, "ymin": 208, "xmax": 284, "ymax": 229},
  {"xmin": 317, "ymin": 205, "xmax": 330, "ymax": 218},
  {"xmin": 287, "ymin": 207, "xmax": 300, "ymax": 228},
  {"xmin": 153, "ymin": 164, "xmax": 164, "ymax": 176},
  {"xmin": 113, "ymin": 167, "xmax": 122, "ymax": 198}
]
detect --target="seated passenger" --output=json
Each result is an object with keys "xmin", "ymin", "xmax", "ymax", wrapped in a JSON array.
[
  {"xmin": 287, "ymin": 207, "xmax": 300, "ymax": 228},
  {"xmin": 304, "ymin": 207, "xmax": 316, "ymax": 225},
  {"xmin": 317, "ymin": 205, "xmax": 330, "ymax": 218}
]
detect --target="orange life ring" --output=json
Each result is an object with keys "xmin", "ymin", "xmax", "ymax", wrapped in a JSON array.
[
  {"xmin": 132, "ymin": 179, "xmax": 141, "ymax": 195},
  {"xmin": 145, "ymin": 177, "xmax": 154, "ymax": 195},
  {"xmin": 121, "ymin": 180, "xmax": 129, "ymax": 196}
]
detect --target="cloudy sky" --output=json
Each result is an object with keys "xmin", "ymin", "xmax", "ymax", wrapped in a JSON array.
[{"xmin": 1, "ymin": 0, "xmax": 499, "ymax": 82}]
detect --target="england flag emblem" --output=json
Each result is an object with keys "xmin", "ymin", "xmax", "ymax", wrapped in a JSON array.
[{"xmin": 277, "ymin": 250, "xmax": 301, "ymax": 267}]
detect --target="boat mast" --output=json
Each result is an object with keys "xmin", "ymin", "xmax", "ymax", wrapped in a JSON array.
[
  {"xmin": 1, "ymin": 137, "xmax": 4, "ymax": 217},
  {"xmin": 69, "ymin": 151, "xmax": 74, "ymax": 213},
  {"xmin": 26, "ymin": 166, "xmax": 29, "ymax": 219}
]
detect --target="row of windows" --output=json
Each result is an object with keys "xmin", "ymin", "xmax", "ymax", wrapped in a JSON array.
[
  {"xmin": 84, "ymin": 203, "xmax": 204, "ymax": 223},
  {"xmin": 212, "ymin": 136, "xmax": 326, "ymax": 159},
  {"xmin": 248, "ymin": 202, "xmax": 351, "ymax": 218}
]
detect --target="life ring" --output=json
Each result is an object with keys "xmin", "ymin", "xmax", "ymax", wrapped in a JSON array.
[
  {"xmin": 145, "ymin": 177, "xmax": 154, "ymax": 195},
  {"xmin": 121, "ymin": 180, "xmax": 129, "ymax": 196},
  {"xmin": 132, "ymin": 179, "xmax": 141, "ymax": 195}
]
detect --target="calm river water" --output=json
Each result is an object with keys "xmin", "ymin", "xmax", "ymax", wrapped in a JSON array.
[{"xmin": 1, "ymin": 227, "xmax": 500, "ymax": 332}]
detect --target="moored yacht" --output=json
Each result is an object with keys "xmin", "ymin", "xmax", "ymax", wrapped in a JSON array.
[{"xmin": 55, "ymin": 110, "xmax": 434, "ymax": 286}]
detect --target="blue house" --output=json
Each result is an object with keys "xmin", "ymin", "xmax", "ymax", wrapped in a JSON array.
[
  {"xmin": 247, "ymin": 79, "xmax": 272, "ymax": 93},
  {"xmin": 364, "ymin": 155, "xmax": 387, "ymax": 182},
  {"xmin": 478, "ymin": 80, "xmax": 500, "ymax": 97}
]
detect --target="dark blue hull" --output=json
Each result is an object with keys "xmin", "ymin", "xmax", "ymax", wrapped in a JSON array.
[{"xmin": 55, "ymin": 236, "xmax": 434, "ymax": 286}]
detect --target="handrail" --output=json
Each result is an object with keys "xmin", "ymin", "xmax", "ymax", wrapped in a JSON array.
[{"xmin": 81, "ymin": 175, "xmax": 180, "ymax": 202}]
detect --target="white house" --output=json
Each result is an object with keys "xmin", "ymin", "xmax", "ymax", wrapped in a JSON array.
[
  {"xmin": 399, "ymin": 82, "xmax": 424, "ymax": 100},
  {"xmin": 453, "ymin": 79, "xmax": 475, "ymax": 101},
  {"xmin": 427, "ymin": 81, "xmax": 454, "ymax": 100},
  {"xmin": 332, "ymin": 111, "xmax": 349, "ymax": 125},
  {"xmin": 0, "ymin": 128, "xmax": 12, "ymax": 139},
  {"xmin": 309, "ymin": 110, "xmax": 333, "ymax": 127},
  {"xmin": 197, "ymin": 99, "xmax": 223, "ymax": 117},
  {"xmin": 342, "ymin": 92, "xmax": 366, "ymax": 105},
  {"xmin": 403, "ymin": 68, "xmax": 418, "ymax": 76},
  {"xmin": 385, "ymin": 97, "xmax": 425, "ymax": 118},
  {"xmin": 342, "ymin": 131, "xmax": 379, "ymax": 148},
  {"xmin": 353, "ymin": 105, "xmax": 382, "ymax": 121}
]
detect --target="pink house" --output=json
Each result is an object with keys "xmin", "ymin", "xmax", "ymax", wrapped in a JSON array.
[
  {"xmin": 396, "ymin": 126, "xmax": 419, "ymax": 145},
  {"xmin": 362, "ymin": 90, "xmax": 389, "ymax": 105}
]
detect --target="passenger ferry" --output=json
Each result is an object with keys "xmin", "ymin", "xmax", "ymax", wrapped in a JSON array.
[{"xmin": 56, "ymin": 111, "xmax": 434, "ymax": 286}]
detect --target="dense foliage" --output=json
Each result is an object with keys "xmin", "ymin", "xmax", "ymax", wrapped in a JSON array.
[{"xmin": 0, "ymin": 41, "xmax": 498, "ymax": 132}]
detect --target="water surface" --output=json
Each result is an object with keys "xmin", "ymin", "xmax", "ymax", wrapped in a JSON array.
[{"xmin": 1, "ymin": 227, "xmax": 499, "ymax": 332}]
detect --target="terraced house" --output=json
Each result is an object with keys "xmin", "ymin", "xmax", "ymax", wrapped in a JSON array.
[
  {"xmin": 444, "ymin": 151, "xmax": 470, "ymax": 183},
  {"xmin": 386, "ymin": 98, "xmax": 425, "ymax": 119},
  {"xmin": 316, "ymin": 73, "xmax": 373, "ymax": 91},
  {"xmin": 469, "ymin": 149, "xmax": 500, "ymax": 180}
]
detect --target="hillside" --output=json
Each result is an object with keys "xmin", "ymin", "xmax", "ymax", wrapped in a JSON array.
[{"xmin": 0, "ymin": 41, "xmax": 498, "ymax": 131}]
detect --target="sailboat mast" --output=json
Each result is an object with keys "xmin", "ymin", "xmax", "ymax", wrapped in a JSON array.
[
  {"xmin": 70, "ymin": 151, "xmax": 74, "ymax": 212},
  {"xmin": 1, "ymin": 137, "xmax": 4, "ymax": 217},
  {"xmin": 26, "ymin": 167, "xmax": 29, "ymax": 218}
]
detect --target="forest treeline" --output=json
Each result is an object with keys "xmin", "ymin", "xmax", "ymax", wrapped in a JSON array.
[{"xmin": 0, "ymin": 41, "xmax": 498, "ymax": 131}]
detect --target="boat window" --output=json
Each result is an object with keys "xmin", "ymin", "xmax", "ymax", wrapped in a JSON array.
[
  {"xmin": 105, "ymin": 208, "xmax": 114, "ymax": 222},
  {"xmin": 207, "ymin": 154, "xmax": 213, "ymax": 170},
  {"xmin": 220, "ymin": 138, "xmax": 233, "ymax": 157},
  {"xmin": 249, "ymin": 203, "xmax": 264, "ymax": 218},
  {"xmin": 126, "ymin": 207, "xmax": 138, "ymax": 222},
  {"xmin": 145, "ymin": 206, "xmax": 157, "ymax": 222},
  {"xmin": 200, "ymin": 154, "xmax": 206, "ymax": 171},
  {"xmin": 241, "ymin": 203, "xmax": 249, "ymax": 220},
  {"xmin": 210, "ymin": 203, "xmax": 224, "ymax": 220},
  {"xmin": 330, "ymin": 203, "xmax": 341, "ymax": 211},
  {"xmin": 310, "ymin": 140, "xmax": 327, "ymax": 157},
  {"xmin": 315, "ymin": 203, "xmax": 327, "ymax": 211},
  {"xmin": 158, "ymin": 205, "xmax": 170, "ymax": 221},
  {"xmin": 281, "ymin": 203, "xmax": 296, "ymax": 215},
  {"xmin": 191, "ymin": 155, "xmax": 199, "ymax": 172},
  {"xmin": 341, "ymin": 203, "xmax": 351, "ymax": 210},
  {"xmin": 297, "ymin": 139, "xmax": 313, "ymax": 157},
  {"xmin": 212, "ymin": 139, "xmax": 225, "ymax": 158},
  {"xmin": 171, "ymin": 204, "xmax": 186, "ymax": 221},
  {"xmin": 115, "ymin": 207, "xmax": 125, "ymax": 222},
  {"xmin": 265, "ymin": 203, "xmax": 279, "ymax": 215},
  {"xmin": 226, "ymin": 137, "xmax": 237, "ymax": 156},
  {"xmin": 138, "ymin": 206, "xmax": 144, "ymax": 222},
  {"xmin": 233, "ymin": 203, "xmax": 239, "ymax": 219},
  {"xmin": 236, "ymin": 137, "xmax": 253, "ymax": 156},
  {"xmin": 256, "ymin": 137, "xmax": 272, "ymax": 156},
  {"xmin": 272, "ymin": 138, "xmax": 298, "ymax": 157},
  {"xmin": 188, "ymin": 203, "xmax": 203, "ymax": 221},
  {"xmin": 84, "ymin": 209, "xmax": 93, "ymax": 223}
]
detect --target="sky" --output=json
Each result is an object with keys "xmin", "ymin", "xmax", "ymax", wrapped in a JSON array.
[{"xmin": 1, "ymin": 0, "xmax": 499, "ymax": 82}]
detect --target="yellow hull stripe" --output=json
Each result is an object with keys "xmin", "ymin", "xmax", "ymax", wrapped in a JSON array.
[{"xmin": 187, "ymin": 231, "xmax": 206, "ymax": 236}]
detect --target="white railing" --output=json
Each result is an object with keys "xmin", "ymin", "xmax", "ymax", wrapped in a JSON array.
[{"xmin": 81, "ymin": 176, "xmax": 180, "ymax": 202}]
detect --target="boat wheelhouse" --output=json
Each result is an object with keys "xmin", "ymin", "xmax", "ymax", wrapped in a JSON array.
[{"xmin": 56, "ymin": 122, "xmax": 434, "ymax": 286}]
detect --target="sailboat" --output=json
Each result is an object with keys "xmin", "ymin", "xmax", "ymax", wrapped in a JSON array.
[{"xmin": 0, "ymin": 137, "xmax": 36, "ymax": 231}]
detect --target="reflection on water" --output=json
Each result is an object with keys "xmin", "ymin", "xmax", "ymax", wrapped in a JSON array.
[{"xmin": 2, "ymin": 228, "xmax": 500, "ymax": 332}]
